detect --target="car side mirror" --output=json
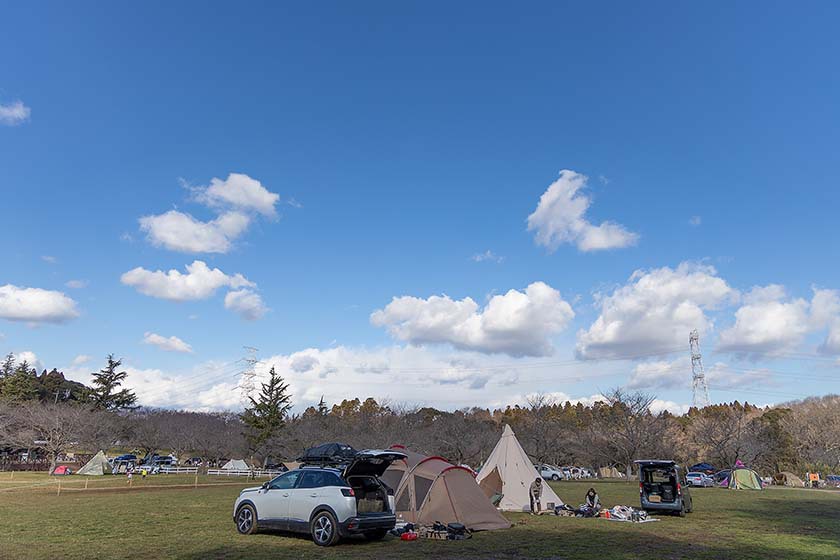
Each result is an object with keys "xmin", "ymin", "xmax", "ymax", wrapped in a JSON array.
[{"xmin": 261, "ymin": 482, "xmax": 269, "ymax": 490}]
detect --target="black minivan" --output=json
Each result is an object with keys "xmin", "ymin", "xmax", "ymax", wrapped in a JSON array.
[{"xmin": 634, "ymin": 460, "xmax": 693, "ymax": 516}]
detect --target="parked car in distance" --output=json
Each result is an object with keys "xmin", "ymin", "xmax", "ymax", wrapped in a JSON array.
[
  {"xmin": 685, "ymin": 472, "xmax": 715, "ymax": 487},
  {"xmin": 635, "ymin": 460, "xmax": 693, "ymax": 516},
  {"xmin": 113, "ymin": 454, "xmax": 137, "ymax": 463},
  {"xmin": 536, "ymin": 464, "xmax": 564, "ymax": 481},
  {"xmin": 233, "ymin": 449, "xmax": 406, "ymax": 546}
]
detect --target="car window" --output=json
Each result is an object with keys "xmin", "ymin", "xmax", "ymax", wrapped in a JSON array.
[
  {"xmin": 298, "ymin": 470, "xmax": 345, "ymax": 489},
  {"xmin": 269, "ymin": 471, "xmax": 301, "ymax": 490}
]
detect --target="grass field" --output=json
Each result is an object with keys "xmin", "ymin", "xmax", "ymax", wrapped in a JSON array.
[{"xmin": 1, "ymin": 472, "xmax": 838, "ymax": 559}]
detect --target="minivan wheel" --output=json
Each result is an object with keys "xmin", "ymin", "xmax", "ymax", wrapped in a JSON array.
[
  {"xmin": 678, "ymin": 503, "xmax": 686, "ymax": 517},
  {"xmin": 551, "ymin": 474, "xmax": 560, "ymax": 481},
  {"xmin": 311, "ymin": 511, "xmax": 340, "ymax": 547},
  {"xmin": 236, "ymin": 504, "xmax": 258, "ymax": 535}
]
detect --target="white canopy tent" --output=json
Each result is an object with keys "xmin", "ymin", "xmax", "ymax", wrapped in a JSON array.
[
  {"xmin": 476, "ymin": 425, "xmax": 563, "ymax": 512},
  {"xmin": 77, "ymin": 450, "xmax": 113, "ymax": 476}
]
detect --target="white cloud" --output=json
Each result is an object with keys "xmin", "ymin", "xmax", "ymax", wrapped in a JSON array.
[
  {"xmin": 0, "ymin": 284, "xmax": 80, "ymax": 324},
  {"xmin": 142, "ymin": 332, "xmax": 194, "ymax": 353},
  {"xmin": 627, "ymin": 358, "xmax": 770, "ymax": 391},
  {"xmin": 0, "ymin": 100, "xmax": 30, "ymax": 126},
  {"xmin": 471, "ymin": 250, "xmax": 504, "ymax": 263},
  {"xmin": 41, "ymin": 255, "xmax": 58, "ymax": 264},
  {"xmin": 224, "ymin": 289, "xmax": 268, "ymax": 320},
  {"xmin": 120, "ymin": 366, "xmax": 242, "ymax": 411},
  {"xmin": 718, "ymin": 284, "xmax": 840, "ymax": 356},
  {"xmin": 13, "ymin": 351, "xmax": 43, "ymax": 372},
  {"xmin": 196, "ymin": 173, "xmax": 279, "ymax": 217},
  {"xmin": 649, "ymin": 399, "xmax": 691, "ymax": 415},
  {"xmin": 139, "ymin": 210, "xmax": 250, "ymax": 254},
  {"xmin": 527, "ymin": 169, "xmax": 638, "ymax": 252},
  {"xmin": 120, "ymin": 260, "xmax": 253, "ymax": 301},
  {"xmin": 371, "ymin": 282, "xmax": 574, "ymax": 357},
  {"xmin": 65, "ymin": 280, "xmax": 89, "ymax": 289},
  {"xmin": 72, "ymin": 354, "xmax": 92, "ymax": 366},
  {"xmin": 689, "ymin": 216, "xmax": 702, "ymax": 227},
  {"xmin": 576, "ymin": 263, "xmax": 736, "ymax": 360},
  {"xmin": 627, "ymin": 359, "xmax": 689, "ymax": 390}
]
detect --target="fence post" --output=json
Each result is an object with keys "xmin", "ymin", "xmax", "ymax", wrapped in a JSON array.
[
  {"xmin": 85, "ymin": 479, "xmax": 89, "ymax": 490},
  {"xmin": 194, "ymin": 474, "xmax": 198, "ymax": 489},
  {"xmin": 57, "ymin": 480, "xmax": 61, "ymax": 496}
]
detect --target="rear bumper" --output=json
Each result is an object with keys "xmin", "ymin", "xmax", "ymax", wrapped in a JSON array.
[
  {"xmin": 641, "ymin": 500, "xmax": 682, "ymax": 512},
  {"xmin": 339, "ymin": 514, "xmax": 396, "ymax": 536}
]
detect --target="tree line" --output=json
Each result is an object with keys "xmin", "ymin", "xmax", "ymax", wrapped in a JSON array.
[{"xmin": 1, "ymin": 356, "xmax": 838, "ymax": 475}]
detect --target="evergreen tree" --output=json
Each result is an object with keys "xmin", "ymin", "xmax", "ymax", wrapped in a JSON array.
[
  {"xmin": 0, "ymin": 363, "xmax": 39, "ymax": 402},
  {"xmin": 0, "ymin": 353, "xmax": 15, "ymax": 378},
  {"xmin": 241, "ymin": 366, "xmax": 292, "ymax": 451},
  {"xmin": 88, "ymin": 355, "xmax": 137, "ymax": 411}
]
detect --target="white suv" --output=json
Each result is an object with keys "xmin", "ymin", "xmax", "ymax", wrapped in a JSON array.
[
  {"xmin": 233, "ymin": 449, "xmax": 406, "ymax": 546},
  {"xmin": 537, "ymin": 464, "xmax": 565, "ymax": 481}
]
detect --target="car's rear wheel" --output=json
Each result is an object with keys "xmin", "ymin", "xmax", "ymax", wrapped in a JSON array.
[
  {"xmin": 364, "ymin": 529, "xmax": 388, "ymax": 540},
  {"xmin": 678, "ymin": 503, "xmax": 686, "ymax": 517},
  {"xmin": 235, "ymin": 504, "xmax": 258, "ymax": 535},
  {"xmin": 311, "ymin": 511, "xmax": 340, "ymax": 547},
  {"xmin": 551, "ymin": 474, "xmax": 560, "ymax": 481}
]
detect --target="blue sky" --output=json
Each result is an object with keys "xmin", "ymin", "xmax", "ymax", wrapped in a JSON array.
[{"xmin": 2, "ymin": 1, "xmax": 839, "ymax": 412}]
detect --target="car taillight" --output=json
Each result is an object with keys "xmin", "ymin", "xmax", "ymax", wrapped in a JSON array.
[
  {"xmin": 639, "ymin": 482, "xmax": 643, "ymax": 494},
  {"xmin": 677, "ymin": 483, "xmax": 682, "ymax": 496},
  {"xmin": 341, "ymin": 488, "xmax": 355, "ymax": 497}
]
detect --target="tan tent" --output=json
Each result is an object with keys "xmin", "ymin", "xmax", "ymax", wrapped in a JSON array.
[
  {"xmin": 282, "ymin": 461, "xmax": 301, "ymax": 471},
  {"xmin": 476, "ymin": 425, "xmax": 563, "ymax": 512},
  {"xmin": 77, "ymin": 451, "xmax": 112, "ymax": 476},
  {"xmin": 599, "ymin": 466, "xmax": 623, "ymax": 478},
  {"xmin": 383, "ymin": 445, "xmax": 510, "ymax": 531},
  {"xmin": 773, "ymin": 471, "xmax": 805, "ymax": 487}
]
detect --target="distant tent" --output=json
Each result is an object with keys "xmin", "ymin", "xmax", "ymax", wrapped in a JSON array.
[
  {"xmin": 282, "ymin": 461, "xmax": 301, "ymax": 471},
  {"xmin": 773, "ymin": 471, "xmax": 805, "ymax": 488},
  {"xmin": 222, "ymin": 459, "xmax": 250, "ymax": 470},
  {"xmin": 476, "ymin": 425, "xmax": 563, "ymax": 512},
  {"xmin": 77, "ymin": 451, "xmax": 113, "ymax": 476},
  {"xmin": 52, "ymin": 465, "xmax": 71, "ymax": 476},
  {"xmin": 382, "ymin": 445, "xmax": 510, "ymax": 531},
  {"xmin": 598, "ymin": 466, "xmax": 623, "ymax": 478},
  {"xmin": 728, "ymin": 467, "xmax": 763, "ymax": 490}
]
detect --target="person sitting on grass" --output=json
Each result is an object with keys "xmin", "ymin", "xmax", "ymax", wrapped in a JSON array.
[{"xmin": 576, "ymin": 487, "xmax": 600, "ymax": 517}]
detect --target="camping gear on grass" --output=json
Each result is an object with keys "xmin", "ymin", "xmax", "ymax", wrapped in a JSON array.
[
  {"xmin": 77, "ymin": 451, "xmax": 113, "ymax": 476},
  {"xmin": 383, "ymin": 445, "xmax": 510, "ymax": 531},
  {"xmin": 728, "ymin": 467, "xmax": 763, "ymax": 490},
  {"xmin": 476, "ymin": 425, "xmax": 563, "ymax": 513}
]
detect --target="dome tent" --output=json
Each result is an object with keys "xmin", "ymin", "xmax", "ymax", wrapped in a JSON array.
[
  {"xmin": 773, "ymin": 471, "xmax": 805, "ymax": 488},
  {"xmin": 476, "ymin": 425, "xmax": 563, "ymax": 512},
  {"xmin": 382, "ymin": 445, "xmax": 510, "ymax": 531},
  {"xmin": 728, "ymin": 467, "xmax": 763, "ymax": 490}
]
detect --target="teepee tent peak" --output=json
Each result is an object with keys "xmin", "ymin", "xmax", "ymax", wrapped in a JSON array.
[
  {"xmin": 77, "ymin": 451, "xmax": 113, "ymax": 476},
  {"xmin": 222, "ymin": 459, "xmax": 251, "ymax": 470},
  {"xmin": 476, "ymin": 425, "xmax": 563, "ymax": 512}
]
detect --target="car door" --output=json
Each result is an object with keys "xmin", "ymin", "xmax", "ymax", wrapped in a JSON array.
[
  {"xmin": 257, "ymin": 470, "xmax": 301, "ymax": 528},
  {"xmin": 287, "ymin": 471, "xmax": 332, "ymax": 531}
]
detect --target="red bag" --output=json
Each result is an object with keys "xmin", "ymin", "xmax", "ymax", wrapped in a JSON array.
[{"xmin": 401, "ymin": 532, "xmax": 418, "ymax": 541}]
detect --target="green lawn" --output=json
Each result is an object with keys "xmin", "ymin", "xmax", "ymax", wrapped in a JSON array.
[{"xmin": 0, "ymin": 473, "xmax": 838, "ymax": 559}]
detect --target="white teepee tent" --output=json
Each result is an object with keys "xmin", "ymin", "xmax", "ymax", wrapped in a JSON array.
[
  {"xmin": 476, "ymin": 425, "xmax": 563, "ymax": 512},
  {"xmin": 222, "ymin": 459, "xmax": 250, "ymax": 470},
  {"xmin": 77, "ymin": 450, "xmax": 113, "ymax": 476}
]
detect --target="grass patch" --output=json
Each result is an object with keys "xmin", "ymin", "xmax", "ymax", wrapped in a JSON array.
[{"xmin": 0, "ymin": 474, "xmax": 837, "ymax": 559}]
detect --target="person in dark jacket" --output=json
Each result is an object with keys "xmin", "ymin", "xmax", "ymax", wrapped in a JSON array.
[
  {"xmin": 529, "ymin": 477, "xmax": 543, "ymax": 514},
  {"xmin": 584, "ymin": 487, "xmax": 601, "ymax": 510}
]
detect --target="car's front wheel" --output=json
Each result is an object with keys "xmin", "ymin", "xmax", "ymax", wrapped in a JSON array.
[
  {"xmin": 311, "ymin": 511, "xmax": 340, "ymax": 547},
  {"xmin": 235, "ymin": 504, "xmax": 258, "ymax": 535},
  {"xmin": 551, "ymin": 474, "xmax": 560, "ymax": 481}
]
